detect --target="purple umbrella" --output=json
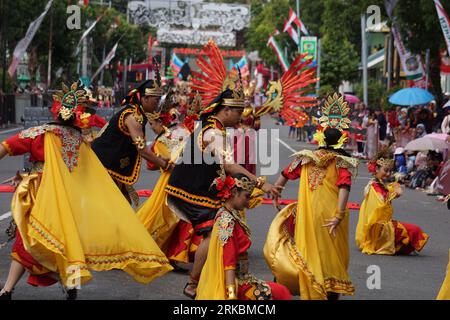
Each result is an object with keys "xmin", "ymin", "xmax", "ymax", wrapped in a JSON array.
[{"xmin": 344, "ymin": 94, "xmax": 360, "ymax": 104}]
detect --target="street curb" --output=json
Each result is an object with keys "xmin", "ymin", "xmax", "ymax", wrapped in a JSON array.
[{"xmin": 0, "ymin": 126, "xmax": 24, "ymax": 135}]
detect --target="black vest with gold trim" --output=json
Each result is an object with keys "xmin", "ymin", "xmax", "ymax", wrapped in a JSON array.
[
  {"xmin": 92, "ymin": 104, "xmax": 147, "ymax": 185},
  {"xmin": 165, "ymin": 116, "xmax": 225, "ymax": 209}
]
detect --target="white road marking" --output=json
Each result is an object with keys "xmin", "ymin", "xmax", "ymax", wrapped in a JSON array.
[
  {"xmin": 0, "ymin": 127, "xmax": 24, "ymax": 135},
  {"xmin": 0, "ymin": 211, "xmax": 12, "ymax": 222},
  {"xmin": 276, "ymin": 138, "xmax": 297, "ymax": 153}
]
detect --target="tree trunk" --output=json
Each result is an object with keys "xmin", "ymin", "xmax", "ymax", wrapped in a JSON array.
[
  {"xmin": 28, "ymin": 46, "xmax": 38, "ymax": 88},
  {"xmin": 429, "ymin": 47, "xmax": 443, "ymax": 111}
]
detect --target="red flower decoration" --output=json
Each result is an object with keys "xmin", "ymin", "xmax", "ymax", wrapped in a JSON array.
[
  {"xmin": 160, "ymin": 113, "xmax": 174, "ymax": 126},
  {"xmin": 367, "ymin": 162, "xmax": 377, "ymax": 174},
  {"xmin": 213, "ymin": 175, "xmax": 235, "ymax": 200},
  {"xmin": 50, "ymin": 101, "xmax": 62, "ymax": 120}
]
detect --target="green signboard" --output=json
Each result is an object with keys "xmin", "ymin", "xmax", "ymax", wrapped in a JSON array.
[{"xmin": 300, "ymin": 36, "xmax": 318, "ymax": 64}]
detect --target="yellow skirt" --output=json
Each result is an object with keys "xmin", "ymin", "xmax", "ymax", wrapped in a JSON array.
[
  {"xmin": 437, "ymin": 250, "xmax": 450, "ymax": 300},
  {"xmin": 137, "ymin": 171, "xmax": 180, "ymax": 252},
  {"xmin": 13, "ymin": 132, "xmax": 172, "ymax": 287}
]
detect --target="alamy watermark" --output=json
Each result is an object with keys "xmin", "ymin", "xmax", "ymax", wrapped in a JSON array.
[
  {"xmin": 366, "ymin": 265, "xmax": 381, "ymax": 290},
  {"xmin": 366, "ymin": 5, "xmax": 381, "ymax": 29},
  {"xmin": 66, "ymin": 5, "xmax": 81, "ymax": 30},
  {"xmin": 66, "ymin": 265, "xmax": 82, "ymax": 290}
]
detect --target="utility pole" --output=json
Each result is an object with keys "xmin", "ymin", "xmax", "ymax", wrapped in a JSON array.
[
  {"xmin": 81, "ymin": 30, "xmax": 89, "ymax": 78},
  {"xmin": 123, "ymin": 58, "xmax": 128, "ymax": 95},
  {"xmin": 100, "ymin": 46, "xmax": 106, "ymax": 85},
  {"xmin": 387, "ymin": 34, "xmax": 393, "ymax": 90},
  {"xmin": 316, "ymin": 39, "xmax": 321, "ymax": 93},
  {"xmin": 361, "ymin": 15, "xmax": 368, "ymax": 107},
  {"xmin": 425, "ymin": 49, "xmax": 430, "ymax": 89},
  {"xmin": 1, "ymin": 0, "xmax": 8, "ymax": 93},
  {"xmin": 47, "ymin": 13, "xmax": 53, "ymax": 89},
  {"xmin": 296, "ymin": 0, "xmax": 301, "ymax": 53}
]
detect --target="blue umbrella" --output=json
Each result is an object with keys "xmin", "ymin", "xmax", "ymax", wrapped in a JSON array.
[{"xmin": 389, "ymin": 87, "xmax": 435, "ymax": 106}]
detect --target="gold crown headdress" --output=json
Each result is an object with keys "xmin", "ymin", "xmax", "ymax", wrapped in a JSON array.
[
  {"xmin": 211, "ymin": 171, "xmax": 256, "ymax": 200},
  {"xmin": 376, "ymin": 158, "xmax": 395, "ymax": 168},
  {"xmin": 222, "ymin": 66, "xmax": 245, "ymax": 109},
  {"xmin": 368, "ymin": 146, "xmax": 395, "ymax": 173},
  {"xmin": 233, "ymin": 176, "xmax": 256, "ymax": 193},
  {"xmin": 373, "ymin": 146, "xmax": 395, "ymax": 167},
  {"xmin": 244, "ymin": 80, "xmax": 256, "ymax": 99},
  {"xmin": 312, "ymin": 92, "xmax": 352, "ymax": 149},
  {"xmin": 144, "ymin": 82, "xmax": 163, "ymax": 97},
  {"xmin": 52, "ymin": 82, "xmax": 87, "ymax": 120},
  {"xmin": 145, "ymin": 57, "xmax": 164, "ymax": 97},
  {"xmin": 319, "ymin": 93, "xmax": 351, "ymax": 131},
  {"xmin": 145, "ymin": 88, "xmax": 173, "ymax": 122}
]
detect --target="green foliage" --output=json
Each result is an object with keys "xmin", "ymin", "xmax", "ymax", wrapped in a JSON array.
[
  {"xmin": 355, "ymin": 80, "xmax": 386, "ymax": 109},
  {"xmin": 245, "ymin": 0, "xmax": 293, "ymax": 66},
  {"xmin": 0, "ymin": 1, "xmax": 155, "ymax": 91},
  {"xmin": 320, "ymin": 34, "xmax": 359, "ymax": 89},
  {"xmin": 318, "ymin": 84, "xmax": 334, "ymax": 98}
]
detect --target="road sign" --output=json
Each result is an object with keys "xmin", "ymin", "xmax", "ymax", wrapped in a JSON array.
[{"xmin": 300, "ymin": 36, "xmax": 318, "ymax": 64}]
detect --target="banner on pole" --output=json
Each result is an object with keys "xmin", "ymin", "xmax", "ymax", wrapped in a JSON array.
[
  {"xmin": 91, "ymin": 42, "xmax": 118, "ymax": 81},
  {"xmin": 434, "ymin": 0, "xmax": 450, "ymax": 56},
  {"xmin": 7, "ymin": 0, "xmax": 53, "ymax": 77},
  {"xmin": 391, "ymin": 24, "xmax": 427, "ymax": 88},
  {"xmin": 74, "ymin": 13, "xmax": 105, "ymax": 57}
]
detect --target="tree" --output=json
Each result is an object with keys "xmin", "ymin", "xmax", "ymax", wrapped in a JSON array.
[
  {"xmin": 319, "ymin": 0, "xmax": 359, "ymax": 90},
  {"xmin": 245, "ymin": 0, "xmax": 293, "ymax": 66}
]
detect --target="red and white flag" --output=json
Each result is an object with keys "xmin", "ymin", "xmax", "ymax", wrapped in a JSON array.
[
  {"xmin": 267, "ymin": 36, "xmax": 290, "ymax": 72},
  {"xmin": 274, "ymin": 28, "xmax": 280, "ymax": 36},
  {"xmin": 8, "ymin": 0, "xmax": 53, "ymax": 77},
  {"xmin": 283, "ymin": 22, "xmax": 299, "ymax": 45},
  {"xmin": 434, "ymin": 0, "xmax": 450, "ymax": 55},
  {"xmin": 284, "ymin": 7, "xmax": 309, "ymax": 36}
]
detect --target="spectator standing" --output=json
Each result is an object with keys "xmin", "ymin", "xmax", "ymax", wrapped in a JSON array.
[
  {"xmin": 441, "ymin": 106, "xmax": 450, "ymax": 134},
  {"xmin": 375, "ymin": 108, "xmax": 387, "ymax": 144}
]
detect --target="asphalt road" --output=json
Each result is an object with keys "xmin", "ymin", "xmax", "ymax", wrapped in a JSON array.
[{"xmin": 0, "ymin": 118, "xmax": 448, "ymax": 300}]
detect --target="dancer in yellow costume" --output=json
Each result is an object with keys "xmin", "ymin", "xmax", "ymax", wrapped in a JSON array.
[
  {"xmin": 266, "ymin": 93, "xmax": 359, "ymax": 300},
  {"xmin": 437, "ymin": 250, "xmax": 450, "ymax": 300},
  {"xmin": 0, "ymin": 83, "xmax": 172, "ymax": 300},
  {"xmin": 137, "ymin": 92, "xmax": 201, "ymax": 267},
  {"xmin": 196, "ymin": 173, "xmax": 291, "ymax": 300},
  {"xmin": 356, "ymin": 149, "xmax": 429, "ymax": 255}
]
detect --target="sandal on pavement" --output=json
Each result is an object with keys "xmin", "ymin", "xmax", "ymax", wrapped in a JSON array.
[{"xmin": 183, "ymin": 282, "xmax": 197, "ymax": 300}]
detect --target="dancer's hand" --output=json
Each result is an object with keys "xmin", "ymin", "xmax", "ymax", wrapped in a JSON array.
[
  {"xmin": 262, "ymin": 182, "xmax": 283, "ymax": 198},
  {"xmin": 272, "ymin": 195, "xmax": 282, "ymax": 212},
  {"xmin": 323, "ymin": 217, "xmax": 342, "ymax": 237},
  {"xmin": 162, "ymin": 158, "xmax": 175, "ymax": 171},
  {"xmin": 393, "ymin": 184, "xmax": 403, "ymax": 197},
  {"xmin": 2, "ymin": 171, "xmax": 22, "ymax": 189}
]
